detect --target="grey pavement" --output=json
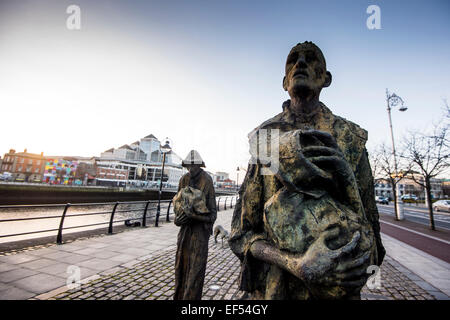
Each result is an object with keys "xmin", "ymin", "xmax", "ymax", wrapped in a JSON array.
[
  {"xmin": 381, "ymin": 233, "xmax": 450, "ymax": 298},
  {"xmin": 0, "ymin": 210, "xmax": 187, "ymax": 299},
  {"xmin": 0, "ymin": 208, "xmax": 448, "ymax": 300}
]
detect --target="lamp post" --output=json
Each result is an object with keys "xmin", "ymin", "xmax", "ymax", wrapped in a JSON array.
[
  {"xmin": 236, "ymin": 166, "xmax": 246, "ymax": 193},
  {"xmin": 386, "ymin": 89, "xmax": 408, "ymax": 221},
  {"xmin": 155, "ymin": 138, "xmax": 172, "ymax": 227},
  {"xmin": 236, "ymin": 167, "xmax": 240, "ymax": 192}
]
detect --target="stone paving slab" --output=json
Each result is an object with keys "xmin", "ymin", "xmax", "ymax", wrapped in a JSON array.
[{"xmin": 0, "ymin": 211, "xmax": 225, "ymax": 299}]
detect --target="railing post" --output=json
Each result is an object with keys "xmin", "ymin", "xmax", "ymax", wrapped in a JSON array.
[
  {"xmin": 217, "ymin": 197, "xmax": 221, "ymax": 211},
  {"xmin": 142, "ymin": 200, "xmax": 150, "ymax": 227},
  {"xmin": 108, "ymin": 202, "xmax": 119, "ymax": 234},
  {"xmin": 56, "ymin": 203, "xmax": 70, "ymax": 244},
  {"xmin": 166, "ymin": 200, "xmax": 172, "ymax": 222}
]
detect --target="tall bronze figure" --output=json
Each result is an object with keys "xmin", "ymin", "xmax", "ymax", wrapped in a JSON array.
[
  {"xmin": 173, "ymin": 150, "xmax": 217, "ymax": 300},
  {"xmin": 229, "ymin": 42, "xmax": 385, "ymax": 299}
]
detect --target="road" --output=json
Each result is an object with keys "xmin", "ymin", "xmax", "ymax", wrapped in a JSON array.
[
  {"xmin": 377, "ymin": 204, "xmax": 450, "ymax": 230},
  {"xmin": 377, "ymin": 204, "xmax": 450, "ymax": 263}
]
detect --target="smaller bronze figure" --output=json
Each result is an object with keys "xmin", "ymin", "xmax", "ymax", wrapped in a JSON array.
[{"xmin": 173, "ymin": 150, "xmax": 217, "ymax": 300}]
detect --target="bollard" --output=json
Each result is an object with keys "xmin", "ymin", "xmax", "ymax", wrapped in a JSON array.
[
  {"xmin": 224, "ymin": 197, "xmax": 228, "ymax": 210},
  {"xmin": 56, "ymin": 203, "xmax": 71, "ymax": 244},
  {"xmin": 108, "ymin": 202, "xmax": 119, "ymax": 234},
  {"xmin": 166, "ymin": 200, "xmax": 172, "ymax": 222},
  {"xmin": 217, "ymin": 198, "xmax": 221, "ymax": 211},
  {"xmin": 142, "ymin": 200, "xmax": 150, "ymax": 227}
]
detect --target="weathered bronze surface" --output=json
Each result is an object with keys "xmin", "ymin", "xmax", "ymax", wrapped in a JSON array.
[
  {"xmin": 173, "ymin": 155, "xmax": 217, "ymax": 300},
  {"xmin": 229, "ymin": 42, "xmax": 385, "ymax": 300}
]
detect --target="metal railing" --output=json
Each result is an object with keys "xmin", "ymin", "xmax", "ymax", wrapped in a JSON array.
[
  {"xmin": 0, "ymin": 200, "xmax": 171, "ymax": 244},
  {"xmin": 0, "ymin": 195, "xmax": 238, "ymax": 245}
]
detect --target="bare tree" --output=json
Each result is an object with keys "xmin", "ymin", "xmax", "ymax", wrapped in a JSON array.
[
  {"xmin": 401, "ymin": 119, "xmax": 450, "ymax": 230},
  {"xmin": 371, "ymin": 143, "xmax": 409, "ymax": 220},
  {"xmin": 368, "ymin": 146, "xmax": 383, "ymax": 181}
]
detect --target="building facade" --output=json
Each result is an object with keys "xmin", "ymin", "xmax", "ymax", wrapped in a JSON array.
[
  {"xmin": 97, "ymin": 134, "xmax": 185, "ymax": 188},
  {"xmin": 374, "ymin": 174, "xmax": 444, "ymax": 200},
  {"xmin": 1, "ymin": 149, "xmax": 46, "ymax": 182}
]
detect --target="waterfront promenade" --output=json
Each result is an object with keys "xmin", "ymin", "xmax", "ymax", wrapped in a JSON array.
[{"xmin": 0, "ymin": 209, "xmax": 449, "ymax": 300}]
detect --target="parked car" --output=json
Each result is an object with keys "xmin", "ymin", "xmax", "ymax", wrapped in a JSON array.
[
  {"xmin": 375, "ymin": 196, "xmax": 389, "ymax": 205},
  {"xmin": 401, "ymin": 194, "xmax": 418, "ymax": 201},
  {"xmin": 0, "ymin": 172, "xmax": 13, "ymax": 181},
  {"xmin": 433, "ymin": 200, "xmax": 450, "ymax": 212}
]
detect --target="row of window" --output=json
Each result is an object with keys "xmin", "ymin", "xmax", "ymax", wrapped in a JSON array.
[
  {"xmin": 1, "ymin": 164, "xmax": 40, "ymax": 173},
  {"xmin": 3, "ymin": 156, "xmax": 41, "ymax": 166}
]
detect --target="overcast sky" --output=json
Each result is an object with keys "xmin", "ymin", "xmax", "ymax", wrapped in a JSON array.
[{"xmin": 0, "ymin": 0, "xmax": 449, "ymax": 182}]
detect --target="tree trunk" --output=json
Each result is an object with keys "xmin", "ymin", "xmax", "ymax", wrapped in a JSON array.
[{"xmin": 425, "ymin": 177, "xmax": 435, "ymax": 230}]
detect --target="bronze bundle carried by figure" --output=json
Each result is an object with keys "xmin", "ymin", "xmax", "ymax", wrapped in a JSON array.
[
  {"xmin": 263, "ymin": 129, "xmax": 376, "ymax": 299},
  {"xmin": 173, "ymin": 186, "xmax": 209, "ymax": 224}
]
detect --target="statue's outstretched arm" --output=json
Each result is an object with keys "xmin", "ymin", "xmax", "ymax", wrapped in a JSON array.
[{"xmin": 249, "ymin": 228, "xmax": 370, "ymax": 289}]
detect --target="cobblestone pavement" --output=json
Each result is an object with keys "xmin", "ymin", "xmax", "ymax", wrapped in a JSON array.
[{"xmin": 50, "ymin": 238, "xmax": 436, "ymax": 300}]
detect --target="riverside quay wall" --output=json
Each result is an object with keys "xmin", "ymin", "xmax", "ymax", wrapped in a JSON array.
[{"xmin": 0, "ymin": 184, "xmax": 178, "ymax": 205}]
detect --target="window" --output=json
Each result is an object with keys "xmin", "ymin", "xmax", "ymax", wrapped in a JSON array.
[
  {"xmin": 36, "ymin": 160, "xmax": 41, "ymax": 165},
  {"xmin": 19, "ymin": 158, "xmax": 24, "ymax": 163},
  {"xmin": 28, "ymin": 159, "xmax": 33, "ymax": 165},
  {"xmin": 35, "ymin": 168, "xmax": 39, "ymax": 173},
  {"xmin": 18, "ymin": 166, "xmax": 22, "ymax": 172}
]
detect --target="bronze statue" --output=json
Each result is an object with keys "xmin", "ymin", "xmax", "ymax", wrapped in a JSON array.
[
  {"xmin": 173, "ymin": 150, "xmax": 217, "ymax": 300},
  {"xmin": 229, "ymin": 42, "xmax": 385, "ymax": 299}
]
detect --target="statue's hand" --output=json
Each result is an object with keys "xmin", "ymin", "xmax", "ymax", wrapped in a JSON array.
[
  {"xmin": 299, "ymin": 130, "xmax": 362, "ymax": 211},
  {"xmin": 174, "ymin": 212, "xmax": 190, "ymax": 226},
  {"xmin": 294, "ymin": 227, "xmax": 362, "ymax": 285},
  {"xmin": 184, "ymin": 208, "xmax": 194, "ymax": 218}
]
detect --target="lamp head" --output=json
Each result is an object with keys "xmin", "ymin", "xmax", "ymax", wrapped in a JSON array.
[{"xmin": 160, "ymin": 138, "xmax": 172, "ymax": 154}]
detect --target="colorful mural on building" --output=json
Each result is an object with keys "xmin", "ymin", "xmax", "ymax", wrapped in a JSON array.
[{"xmin": 43, "ymin": 158, "xmax": 79, "ymax": 185}]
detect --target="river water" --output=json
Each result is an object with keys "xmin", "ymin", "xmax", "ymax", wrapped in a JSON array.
[
  {"xmin": 0, "ymin": 201, "xmax": 168, "ymax": 244},
  {"xmin": 0, "ymin": 196, "xmax": 234, "ymax": 244}
]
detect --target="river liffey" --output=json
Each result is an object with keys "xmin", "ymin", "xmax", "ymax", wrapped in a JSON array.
[{"xmin": 0, "ymin": 201, "xmax": 168, "ymax": 244}]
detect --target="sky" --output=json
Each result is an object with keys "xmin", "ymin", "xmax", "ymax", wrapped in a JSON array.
[{"xmin": 0, "ymin": 0, "xmax": 449, "ymax": 183}]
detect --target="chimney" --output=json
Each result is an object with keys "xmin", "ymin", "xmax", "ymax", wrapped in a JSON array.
[
  {"xmin": 40, "ymin": 152, "xmax": 44, "ymax": 156},
  {"xmin": 24, "ymin": 148, "xmax": 27, "ymax": 153},
  {"xmin": 9, "ymin": 149, "xmax": 15, "ymax": 154}
]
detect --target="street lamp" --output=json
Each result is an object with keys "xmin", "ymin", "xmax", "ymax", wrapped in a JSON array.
[
  {"xmin": 386, "ymin": 89, "xmax": 408, "ymax": 221},
  {"xmin": 236, "ymin": 167, "xmax": 240, "ymax": 192},
  {"xmin": 236, "ymin": 166, "xmax": 247, "ymax": 193},
  {"xmin": 155, "ymin": 138, "xmax": 172, "ymax": 227}
]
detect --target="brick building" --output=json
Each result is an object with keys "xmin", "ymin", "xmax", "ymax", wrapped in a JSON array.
[{"xmin": 1, "ymin": 149, "xmax": 46, "ymax": 182}]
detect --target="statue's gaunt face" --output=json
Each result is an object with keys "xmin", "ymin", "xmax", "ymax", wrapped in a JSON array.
[
  {"xmin": 187, "ymin": 165, "xmax": 202, "ymax": 176},
  {"xmin": 283, "ymin": 45, "xmax": 330, "ymax": 98}
]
